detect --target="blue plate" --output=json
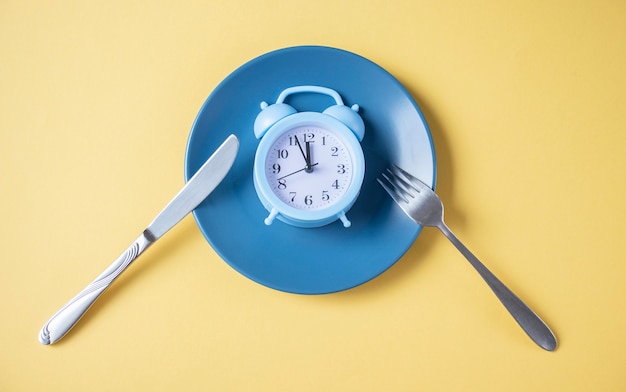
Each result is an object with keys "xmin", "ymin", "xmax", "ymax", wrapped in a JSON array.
[{"xmin": 184, "ymin": 46, "xmax": 436, "ymax": 294}]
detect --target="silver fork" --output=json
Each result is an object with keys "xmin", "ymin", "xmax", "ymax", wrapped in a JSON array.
[{"xmin": 378, "ymin": 165, "xmax": 557, "ymax": 351}]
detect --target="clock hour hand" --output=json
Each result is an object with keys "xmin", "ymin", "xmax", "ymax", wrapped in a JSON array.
[{"xmin": 304, "ymin": 141, "xmax": 313, "ymax": 173}]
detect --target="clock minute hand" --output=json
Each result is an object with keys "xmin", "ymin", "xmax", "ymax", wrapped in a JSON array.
[{"xmin": 277, "ymin": 163, "xmax": 319, "ymax": 181}]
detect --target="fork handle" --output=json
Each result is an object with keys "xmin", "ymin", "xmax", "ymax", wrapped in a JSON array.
[{"xmin": 437, "ymin": 223, "xmax": 557, "ymax": 351}]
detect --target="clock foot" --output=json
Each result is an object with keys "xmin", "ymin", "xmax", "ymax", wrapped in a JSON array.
[
  {"xmin": 338, "ymin": 212, "xmax": 351, "ymax": 228},
  {"xmin": 264, "ymin": 208, "xmax": 279, "ymax": 225}
]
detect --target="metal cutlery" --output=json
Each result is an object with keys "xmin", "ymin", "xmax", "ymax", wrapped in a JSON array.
[
  {"xmin": 39, "ymin": 134, "xmax": 239, "ymax": 345},
  {"xmin": 378, "ymin": 164, "xmax": 557, "ymax": 351}
]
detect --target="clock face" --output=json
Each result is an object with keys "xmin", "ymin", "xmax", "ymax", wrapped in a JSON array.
[{"xmin": 264, "ymin": 124, "xmax": 354, "ymax": 211}]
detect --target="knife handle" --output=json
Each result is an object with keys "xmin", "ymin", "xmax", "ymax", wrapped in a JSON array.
[{"xmin": 39, "ymin": 231, "xmax": 154, "ymax": 345}]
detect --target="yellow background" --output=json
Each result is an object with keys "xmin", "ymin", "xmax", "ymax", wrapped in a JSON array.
[{"xmin": 2, "ymin": 1, "xmax": 625, "ymax": 390}]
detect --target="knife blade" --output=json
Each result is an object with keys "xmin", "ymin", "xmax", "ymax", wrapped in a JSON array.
[{"xmin": 39, "ymin": 134, "xmax": 239, "ymax": 345}]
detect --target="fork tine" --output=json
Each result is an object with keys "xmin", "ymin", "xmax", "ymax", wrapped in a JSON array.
[
  {"xmin": 378, "ymin": 166, "xmax": 417, "ymax": 203},
  {"xmin": 392, "ymin": 164, "xmax": 430, "ymax": 192},
  {"xmin": 377, "ymin": 164, "xmax": 432, "ymax": 207},
  {"xmin": 387, "ymin": 166, "xmax": 421, "ymax": 196},
  {"xmin": 377, "ymin": 173, "xmax": 408, "ymax": 205}
]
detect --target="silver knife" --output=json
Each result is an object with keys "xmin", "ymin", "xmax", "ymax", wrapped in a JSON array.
[{"xmin": 39, "ymin": 134, "xmax": 239, "ymax": 345}]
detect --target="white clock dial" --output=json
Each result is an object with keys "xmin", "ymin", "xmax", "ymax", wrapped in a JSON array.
[{"xmin": 264, "ymin": 125, "xmax": 354, "ymax": 211}]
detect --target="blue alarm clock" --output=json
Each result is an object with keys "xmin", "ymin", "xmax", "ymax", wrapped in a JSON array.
[{"xmin": 253, "ymin": 85, "xmax": 365, "ymax": 228}]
